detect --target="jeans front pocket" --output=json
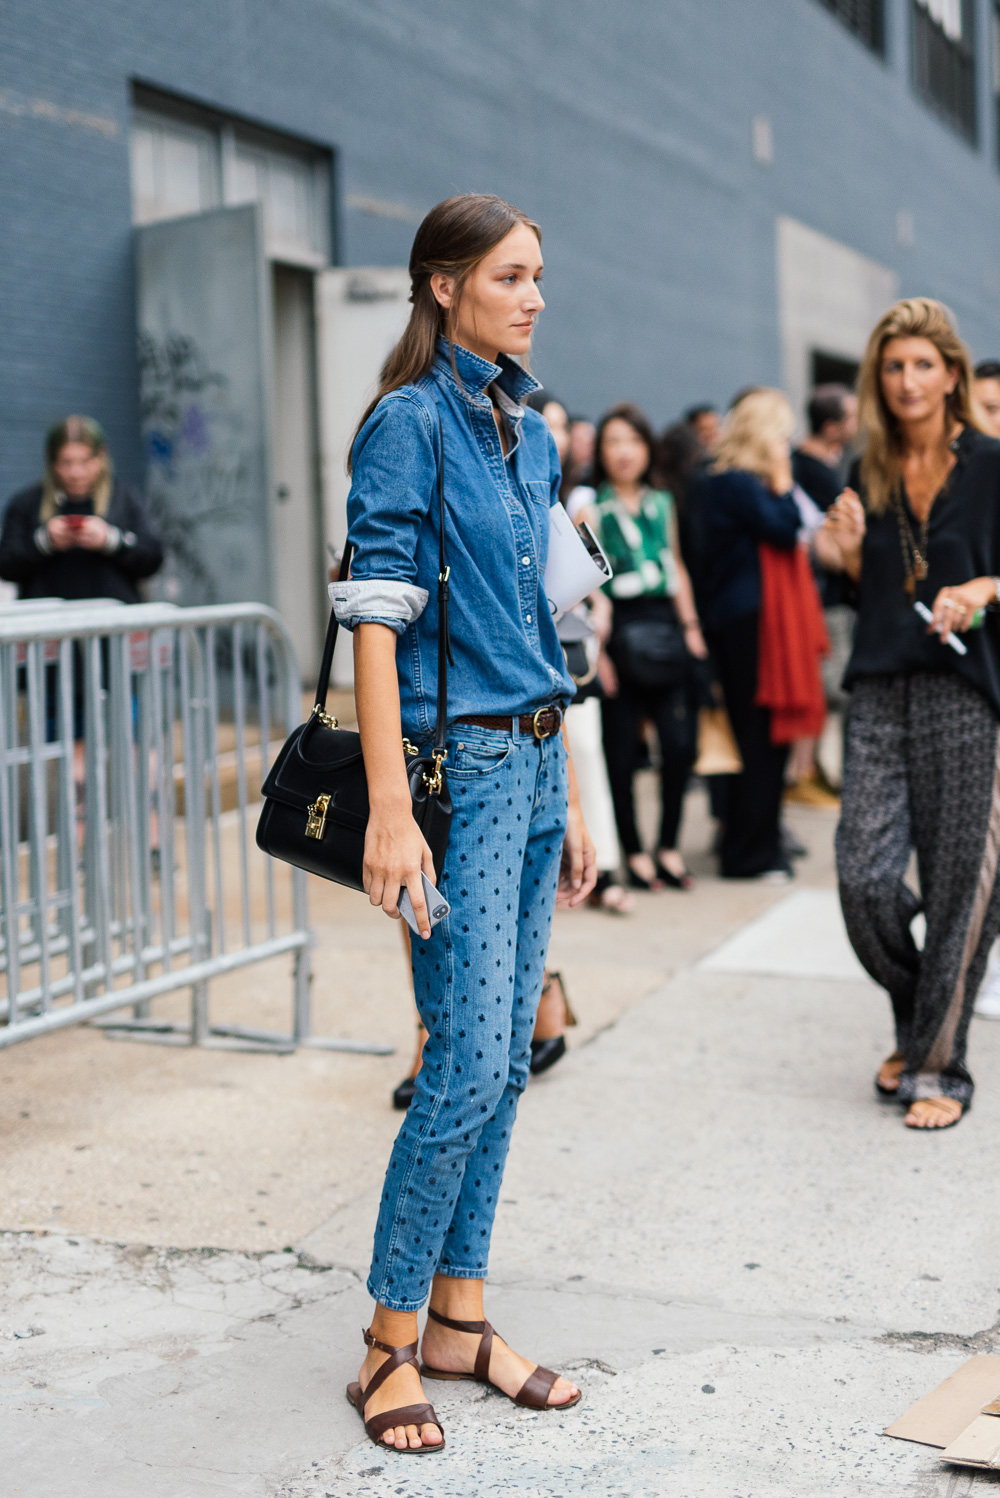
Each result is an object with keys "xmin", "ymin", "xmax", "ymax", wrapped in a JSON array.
[{"xmin": 448, "ymin": 735, "xmax": 515, "ymax": 778}]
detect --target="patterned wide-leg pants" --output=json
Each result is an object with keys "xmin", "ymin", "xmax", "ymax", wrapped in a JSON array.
[{"xmin": 836, "ymin": 672, "xmax": 1000, "ymax": 1105}]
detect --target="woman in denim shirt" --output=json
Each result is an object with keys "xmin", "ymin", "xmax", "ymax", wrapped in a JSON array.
[{"xmin": 336, "ymin": 195, "xmax": 596, "ymax": 1454}]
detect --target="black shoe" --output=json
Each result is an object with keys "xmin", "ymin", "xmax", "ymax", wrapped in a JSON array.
[
  {"xmin": 392, "ymin": 1075, "xmax": 417, "ymax": 1110},
  {"xmin": 529, "ymin": 1035, "xmax": 566, "ymax": 1076},
  {"xmin": 780, "ymin": 825, "xmax": 808, "ymax": 860}
]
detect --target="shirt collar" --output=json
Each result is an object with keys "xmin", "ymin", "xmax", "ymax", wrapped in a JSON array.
[
  {"xmin": 950, "ymin": 424, "xmax": 979, "ymax": 465},
  {"xmin": 433, "ymin": 337, "xmax": 541, "ymax": 407}
]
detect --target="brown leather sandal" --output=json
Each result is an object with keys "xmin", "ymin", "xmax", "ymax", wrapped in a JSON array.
[
  {"xmin": 346, "ymin": 1327, "xmax": 445, "ymax": 1453},
  {"xmin": 875, "ymin": 1050, "xmax": 905, "ymax": 1098},
  {"xmin": 420, "ymin": 1307, "xmax": 582, "ymax": 1410}
]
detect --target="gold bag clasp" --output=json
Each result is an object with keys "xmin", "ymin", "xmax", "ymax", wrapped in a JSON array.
[{"xmin": 305, "ymin": 793, "xmax": 331, "ymax": 840}]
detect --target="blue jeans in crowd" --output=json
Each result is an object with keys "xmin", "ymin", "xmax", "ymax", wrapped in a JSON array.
[{"xmin": 367, "ymin": 721, "xmax": 568, "ymax": 1311}]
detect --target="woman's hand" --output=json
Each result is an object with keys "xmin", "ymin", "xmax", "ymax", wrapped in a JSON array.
[
  {"xmin": 557, "ymin": 800, "xmax": 597, "ymax": 908},
  {"xmin": 683, "ymin": 622, "xmax": 708, "ymax": 659},
  {"xmin": 816, "ymin": 489, "xmax": 865, "ymax": 578},
  {"xmin": 74, "ymin": 516, "xmax": 113, "ymax": 551},
  {"xmin": 929, "ymin": 578, "xmax": 997, "ymax": 636},
  {"xmin": 597, "ymin": 649, "xmax": 619, "ymax": 697},
  {"xmin": 46, "ymin": 516, "xmax": 77, "ymax": 552},
  {"xmin": 363, "ymin": 798, "xmax": 436, "ymax": 937}
]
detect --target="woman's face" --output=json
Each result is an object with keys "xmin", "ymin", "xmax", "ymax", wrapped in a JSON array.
[
  {"xmin": 434, "ymin": 222, "xmax": 544, "ymax": 362},
  {"xmin": 52, "ymin": 441, "xmax": 105, "ymax": 499},
  {"xmin": 542, "ymin": 400, "xmax": 570, "ymax": 463},
  {"xmin": 600, "ymin": 418, "xmax": 649, "ymax": 486},
  {"xmin": 879, "ymin": 336, "xmax": 957, "ymax": 427}
]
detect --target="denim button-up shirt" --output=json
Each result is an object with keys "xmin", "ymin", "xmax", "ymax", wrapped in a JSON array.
[{"xmin": 334, "ymin": 340, "xmax": 574, "ymax": 735}]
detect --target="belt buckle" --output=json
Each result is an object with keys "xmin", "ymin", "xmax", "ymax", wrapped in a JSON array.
[{"xmin": 532, "ymin": 706, "xmax": 560, "ymax": 740}]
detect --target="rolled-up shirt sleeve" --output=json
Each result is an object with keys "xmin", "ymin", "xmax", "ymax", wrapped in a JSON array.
[{"xmin": 339, "ymin": 393, "xmax": 437, "ymax": 633}]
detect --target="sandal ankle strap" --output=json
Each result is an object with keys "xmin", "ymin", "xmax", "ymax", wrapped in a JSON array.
[
  {"xmin": 426, "ymin": 1307, "xmax": 494, "ymax": 1383},
  {"xmin": 361, "ymin": 1327, "xmax": 420, "ymax": 1410},
  {"xmin": 363, "ymin": 1325, "xmax": 419, "ymax": 1359},
  {"xmin": 426, "ymin": 1307, "xmax": 486, "ymax": 1335}
]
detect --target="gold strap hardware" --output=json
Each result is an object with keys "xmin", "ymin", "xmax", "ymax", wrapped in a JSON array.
[
  {"xmin": 311, "ymin": 704, "xmax": 338, "ymax": 729},
  {"xmin": 305, "ymin": 792, "xmax": 331, "ymax": 840},
  {"xmin": 439, "ymin": 565, "xmax": 450, "ymax": 583},
  {"xmin": 422, "ymin": 750, "xmax": 447, "ymax": 797},
  {"xmin": 402, "ymin": 738, "xmax": 419, "ymax": 757}
]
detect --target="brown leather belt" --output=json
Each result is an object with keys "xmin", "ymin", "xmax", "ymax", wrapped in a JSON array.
[{"xmin": 457, "ymin": 705, "xmax": 564, "ymax": 740}]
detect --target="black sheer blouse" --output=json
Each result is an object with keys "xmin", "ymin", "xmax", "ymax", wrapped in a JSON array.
[{"xmin": 844, "ymin": 427, "xmax": 1000, "ymax": 718}]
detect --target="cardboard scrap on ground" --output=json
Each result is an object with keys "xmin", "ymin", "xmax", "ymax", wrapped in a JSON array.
[{"xmin": 885, "ymin": 1355, "xmax": 1000, "ymax": 1470}]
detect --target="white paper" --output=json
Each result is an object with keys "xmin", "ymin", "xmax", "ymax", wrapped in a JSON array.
[{"xmin": 544, "ymin": 504, "xmax": 612, "ymax": 620}]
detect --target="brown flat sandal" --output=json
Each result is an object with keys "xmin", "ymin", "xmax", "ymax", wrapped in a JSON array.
[
  {"xmin": 420, "ymin": 1307, "xmax": 582, "ymax": 1411},
  {"xmin": 346, "ymin": 1327, "xmax": 445, "ymax": 1454}
]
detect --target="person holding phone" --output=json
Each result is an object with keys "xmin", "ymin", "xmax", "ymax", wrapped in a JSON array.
[
  {"xmin": 0, "ymin": 416, "xmax": 163, "ymax": 769},
  {"xmin": 816, "ymin": 298, "xmax": 1000, "ymax": 1131},
  {"xmin": 337, "ymin": 194, "xmax": 596, "ymax": 1455},
  {"xmin": 0, "ymin": 415, "xmax": 162, "ymax": 605}
]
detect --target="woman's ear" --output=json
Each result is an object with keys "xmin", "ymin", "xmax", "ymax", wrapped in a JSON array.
[{"xmin": 430, "ymin": 272, "xmax": 455, "ymax": 310}]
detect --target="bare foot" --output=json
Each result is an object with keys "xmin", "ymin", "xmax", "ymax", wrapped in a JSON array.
[
  {"xmin": 533, "ymin": 973, "xmax": 568, "ymax": 1043},
  {"xmin": 877, "ymin": 1051, "xmax": 905, "ymax": 1094},
  {"xmin": 628, "ymin": 852, "xmax": 662, "ymax": 889},
  {"xmin": 421, "ymin": 1317, "xmax": 579, "ymax": 1407},
  {"xmin": 656, "ymin": 848, "xmax": 694, "ymax": 888},
  {"xmin": 599, "ymin": 882, "xmax": 635, "ymax": 915},
  {"xmin": 904, "ymin": 1097, "xmax": 963, "ymax": 1130},
  {"xmin": 356, "ymin": 1345, "xmax": 443, "ymax": 1450}
]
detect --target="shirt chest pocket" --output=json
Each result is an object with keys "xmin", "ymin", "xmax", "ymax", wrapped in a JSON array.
[{"xmin": 522, "ymin": 480, "xmax": 551, "ymax": 510}]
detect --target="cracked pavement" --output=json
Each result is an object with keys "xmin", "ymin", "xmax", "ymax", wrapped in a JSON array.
[{"xmin": 3, "ymin": 788, "xmax": 1000, "ymax": 1496}]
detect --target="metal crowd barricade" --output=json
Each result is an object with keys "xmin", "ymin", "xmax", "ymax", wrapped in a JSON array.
[{"xmin": 0, "ymin": 598, "xmax": 389, "ymax": 1055}]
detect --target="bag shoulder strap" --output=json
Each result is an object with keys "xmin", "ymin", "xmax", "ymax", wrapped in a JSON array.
[{"xmin": 313, "ymin": 409, "xmax": 449, "ymax": 751}]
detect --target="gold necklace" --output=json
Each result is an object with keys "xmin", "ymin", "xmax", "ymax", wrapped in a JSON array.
[{"xmin": 892, "ymin": 486, "xmax": 930, "ymax": 599}]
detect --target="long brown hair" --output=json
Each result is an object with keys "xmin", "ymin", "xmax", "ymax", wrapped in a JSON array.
[
  {"xmin": 348, "ymin": 193, "xmax": 541, "ymax": 471},
  {"xmin": 41, "ymin": 414, "xmax": 113, "ymax": 522},
  {"xmin": 858, "ymin": 298, "xmax": 983, "ymax": 515}
]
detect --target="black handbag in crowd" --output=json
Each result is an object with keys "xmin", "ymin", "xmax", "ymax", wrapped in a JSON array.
[
  {"xmin": 255, "ymin": 419, "xmax": 453, "ymax": 891},
  {"xmin": 613, "ymin": 614, "xmax": 688, "ymax": 692}
]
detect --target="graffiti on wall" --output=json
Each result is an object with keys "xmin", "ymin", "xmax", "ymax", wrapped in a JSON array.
[{"xmin": 138, "ymin": 333, "xmax": 254, "ymax": 604}]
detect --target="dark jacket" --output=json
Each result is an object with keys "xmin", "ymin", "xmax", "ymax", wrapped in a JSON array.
[
  {"xmin": 688, "ymin": 467, "xmax": 800, "ymax": 631},
  {"xmin": 0, "ymin": 481, "xmax": 163, "ymax": 603}
]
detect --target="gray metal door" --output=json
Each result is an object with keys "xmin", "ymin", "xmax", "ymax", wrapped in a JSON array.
[{"xmin": 135, "ymin": 204, "xmax": 273, "ymax": 610}]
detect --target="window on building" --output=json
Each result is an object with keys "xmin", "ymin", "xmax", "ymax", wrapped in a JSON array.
[
  {"xmin": 129, "ymin": 88, "xmax": 331, "ymax": 265},
  {"xmin": 131, "ymin": 113, "xmax": 220, "ymax": 223},
  {"xmin": 911, "ymin": 0, "xmax": 978, "ymax": 142},
  {"xmin": 815, "ymin": 0, "xmax": 886, "ymax": 54}
]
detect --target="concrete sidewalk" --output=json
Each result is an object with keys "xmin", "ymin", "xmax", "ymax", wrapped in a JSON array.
[{"xmin": 3, "ymin": 787, "xmax": 999, "ymax": 1497}]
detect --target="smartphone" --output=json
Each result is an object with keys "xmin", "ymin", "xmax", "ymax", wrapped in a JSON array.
[{"xmin": 398, "ymin": 872, "xmax": 450, "ymax": 935}]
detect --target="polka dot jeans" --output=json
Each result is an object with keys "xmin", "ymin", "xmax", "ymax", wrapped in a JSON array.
[{"xmin": 367, "ymin": 723, "xmax": 568, "ymax": 1311}]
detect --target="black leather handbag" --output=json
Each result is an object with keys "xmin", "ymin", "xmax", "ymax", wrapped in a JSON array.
[
  {"xmin": 255, "ymin": 423, "xmax": 453, "ymax": 890},
  {"xmin": 613, "ymin": 615, "xmax": 688, "ymax": 692}
]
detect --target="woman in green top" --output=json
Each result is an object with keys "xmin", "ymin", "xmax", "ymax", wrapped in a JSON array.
[{"xmin": 575, "ymin": 403, "xmax": 708, "ymax": 889}]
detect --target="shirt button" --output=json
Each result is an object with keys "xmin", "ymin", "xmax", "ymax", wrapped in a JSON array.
[
  {"xmin": 522, "ymin": 555, "xmax": 530, "ymax": 565},
  {"xmin": 526, "ymin": 613, "xmax": 532, "ymax": 624}
]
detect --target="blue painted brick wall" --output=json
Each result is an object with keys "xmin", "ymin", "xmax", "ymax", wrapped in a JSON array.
[{"xmin": 2, "ymin": 0, "xmax": 1000, "ymax": 506}]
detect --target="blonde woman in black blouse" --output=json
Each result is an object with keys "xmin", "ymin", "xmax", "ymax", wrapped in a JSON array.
[{"xmin": 818, "ymin": 298, "xmax": 1000, "ymax": 1130}]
